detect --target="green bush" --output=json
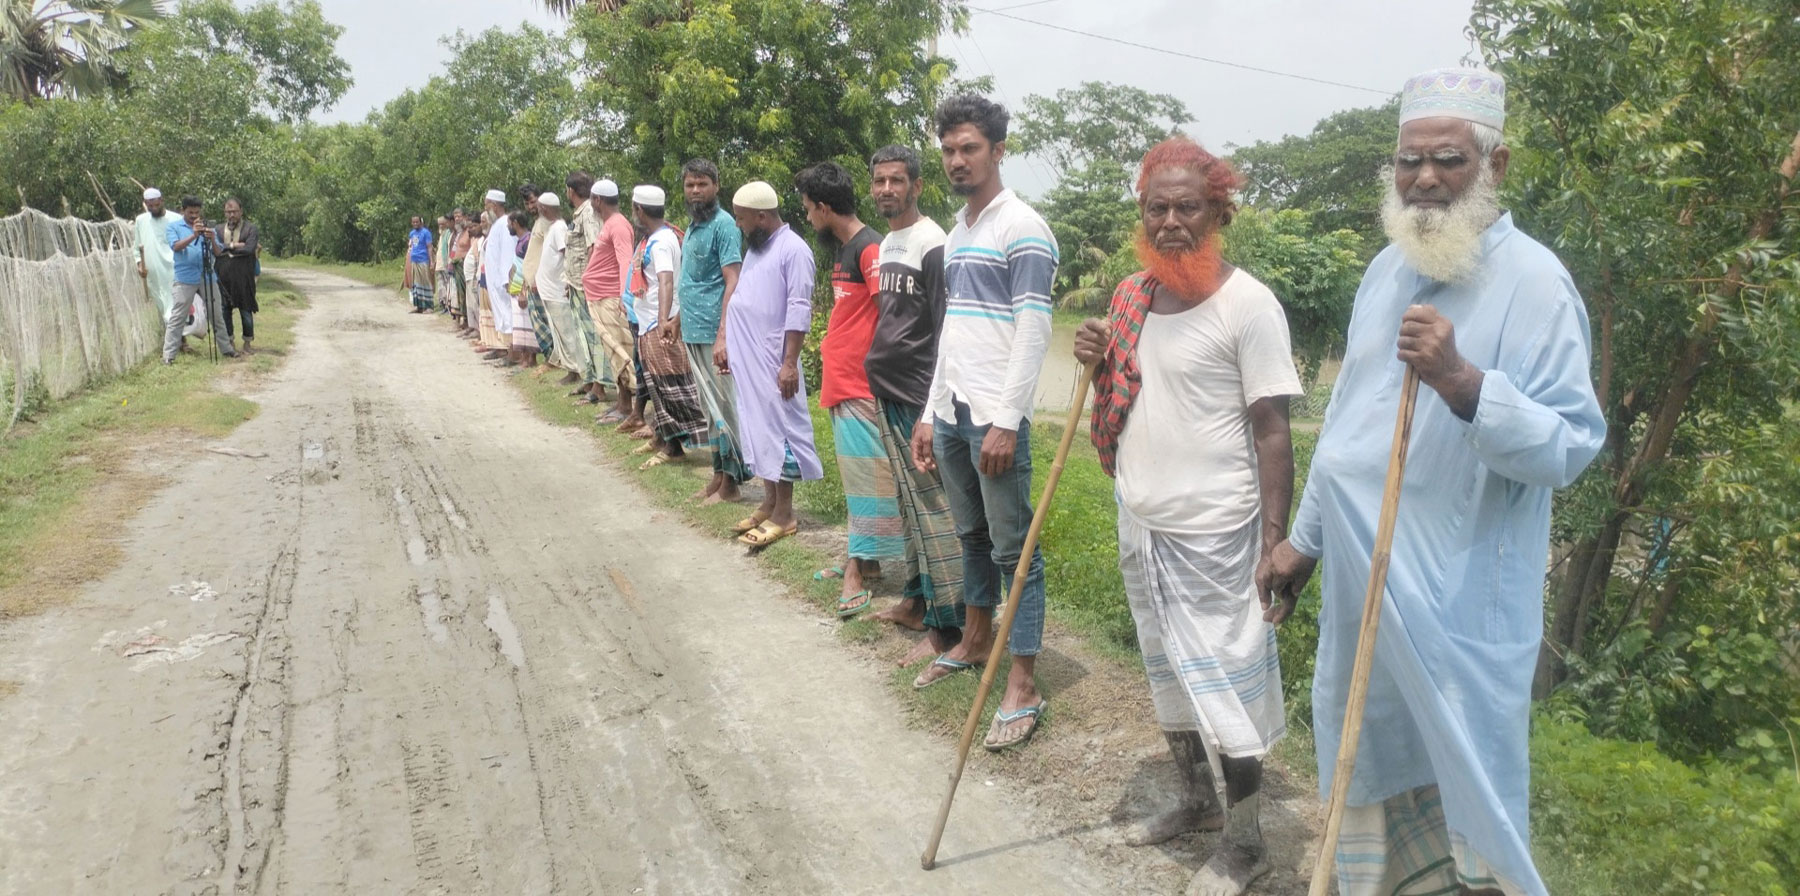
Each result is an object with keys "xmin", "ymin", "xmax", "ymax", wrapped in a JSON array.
[{"xmin": 1530, "ymin": 715, "xmax": 1800, "ymax": 895}]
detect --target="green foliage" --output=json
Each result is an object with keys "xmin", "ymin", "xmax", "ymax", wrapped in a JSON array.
[
  {"xmin": 1228, "ymin": 100, "xmax": 1396, "ymax": 255},
  {"xmin": 146, "ymin": 0, "xmax": 349, "ymax": 122},
  {"xmin": 1472, "ymin": 0, "xmax": 1800, "ymax": 762},
  {"xmin": 1221, "ymin": 207, "xmax": 1362, "ymax": 384},
  {"xmin": 1530, "ymin": 715, "xmax": 1800, "ymax": 895},
  {"xmin": 570, "ymin": 0, "xmax": 961, "ymax": 227},
  {"xmin": 1012, "ymin": 80, "xmax": 1190, "ymax": 186},
  {"xmin": 1037, "ymin": 159, "xmax": 1138, "ymax": 299},
  {"xmin": 0, "ymin": 0, "xmax": 164, "ymax": 101}
]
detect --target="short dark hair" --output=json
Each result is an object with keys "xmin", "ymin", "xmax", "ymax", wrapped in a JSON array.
[
  {"xmin": 566, "ymin": 171, "xmax": 594, "ymax": 198},
  {"xmin": 508, "ymin": 210, "xmax": 529, "ymax": 230},
  {"xmin": 223, "ymin": 196, "xmax": 243, "ymax": 209},
  {"xmin": 870, "ymin": 145, "xmax": 922, "ymax": 181},
  {"xmin": 635, "ymin": 202, "xmax": 665, "ymax": 220},
  {"xmin": 180, "ymin": 196, "xmax": 202, "ymax": 209},
  {"xmin": 795, "ymin": 162, "xmax": 858, "ymax": 215},
  {"xmin": 934, "ymin": 94, "xmax": 1009, "ymax": 144},
  {"xmin": 519, "ymin": 183, "xmax": 540, "ymax": 200},
  {"xmin": 681, "ymin": 158, "xmax": 719, "ymax": 184}
]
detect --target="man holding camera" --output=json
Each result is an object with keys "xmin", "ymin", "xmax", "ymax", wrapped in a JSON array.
[{"xmin": 164, "ymin": 195, "xmax": 236, "ymax": 364}]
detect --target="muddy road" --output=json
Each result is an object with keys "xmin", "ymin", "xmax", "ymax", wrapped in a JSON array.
[{"xmin": 0, "ymin": 270, "xmax": 1195, "ymax": 895}]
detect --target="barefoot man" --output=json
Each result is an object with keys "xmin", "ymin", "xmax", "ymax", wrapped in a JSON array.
[
  {"xmin": 795, "ymin": 160, "xmax": 888, "ymax": 617},
  {"xmin": 676, "ymin": 159, "xmax": 750, "ymax": 505},
  {"xmin": 1262, "ymin": 69, "xmax": 1605, "ymax": 896},
  {"xmin": 1075, "ymin": 137, "xmax": 1301, "ymax": 896},
  {"xmin": 908, "ymin": 95, "xmax": 1058, "ymax": 751},
  {"xmin": 860, "ymin": 144, "xmax": 967, "ymax": 668},
  {"xmin": 718, "ymin": 181, "xmax": 822, "ymax": 549}
]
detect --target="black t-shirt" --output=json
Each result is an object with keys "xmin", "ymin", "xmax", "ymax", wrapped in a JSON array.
[{"xmin": 865, "ymin": 217, "xmax": 948, "ymax": 407}]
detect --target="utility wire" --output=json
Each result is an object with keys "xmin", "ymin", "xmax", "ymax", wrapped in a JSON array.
[{"xmin": 967, "ymin": 6, "xmax": 1393, "ymax": 97}]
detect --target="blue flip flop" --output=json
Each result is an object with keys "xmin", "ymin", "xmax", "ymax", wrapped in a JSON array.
[
  {"xmin": 814, "ymin": 566, "xmax": 845, "ymax": 581},
  {"xmin": 983, "ymin": 700, "xmax": 1047, "ymax": 752},
  {"xmin": 912, "ymin": 654, "xmax": 978, "ymax": 690}
]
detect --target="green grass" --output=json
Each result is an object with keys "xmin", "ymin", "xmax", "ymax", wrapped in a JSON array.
[{"xmin": 0, "ymin": 278, "xmax": 307, "ymax": 604}]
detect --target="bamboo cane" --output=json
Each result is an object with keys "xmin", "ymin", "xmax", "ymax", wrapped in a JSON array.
[
  {"xmin": 1306, "ymin": 365, "xmax": 1422, "ymax": 896},
  {"xmin": 921, "ymin": 360, "xmax": 1098, "ymax": 871}
]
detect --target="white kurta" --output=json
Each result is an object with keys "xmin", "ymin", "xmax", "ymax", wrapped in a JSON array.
[
  {"xmin": 133, "ymin": 211, "xmax": 176, "ymax": 317},
  {"xmin": 484, "ymin": 226, "xmax": 518, "ymax": 334}
]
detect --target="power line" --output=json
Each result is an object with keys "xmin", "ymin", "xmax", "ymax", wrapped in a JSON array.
[
  {"xmin": 982, "ymin": 0, "xmax": 1064, "ymax": 11},
  {"xmin": 966, "ymin": 6, "xmax": 1393, "ymax": 97},
  {"xmin": 949, "ymin": 30, "xmax": 1061, "ymax": 189}
]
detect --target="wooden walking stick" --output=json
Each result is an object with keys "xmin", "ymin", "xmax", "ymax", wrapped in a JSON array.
[
  {"xmin": 1306, "ymin": 365, "xmax": 1422, "ymax": 896},
  {"xmin": 921, "ymin": 360, "xmax": 1098, "ymax": 871}
]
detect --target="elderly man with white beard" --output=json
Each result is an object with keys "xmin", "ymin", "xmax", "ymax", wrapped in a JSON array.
[{"xmin": 1261, "ymin": 69, "xmax": 1605, "ymax": 896}]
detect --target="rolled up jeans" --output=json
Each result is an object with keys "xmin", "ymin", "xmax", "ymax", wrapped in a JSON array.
[
  {"xmin": 932, "ymin": 399, "xmax": 1044, "ymax": 656},
  {"xmin": 163, "ymin": 281, "xmax": 233, "ymax": 361}
]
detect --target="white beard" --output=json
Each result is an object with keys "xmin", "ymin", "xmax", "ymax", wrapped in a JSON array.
[{"xmin": 1379, "ymin": 163, "xmax": 1500, "ymax": 284}]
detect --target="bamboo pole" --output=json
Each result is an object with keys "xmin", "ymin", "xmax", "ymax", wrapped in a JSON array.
[
  {"xmin": 1306, "ymin": 365, "xmax": 1422, "ymax": 896},
  {"xmin": 921, "ymin": 361, "xmax": 1098, "ymax": 871}
]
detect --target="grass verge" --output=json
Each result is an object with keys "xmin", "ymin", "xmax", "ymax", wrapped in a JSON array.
[{"xmin": 0, "ymin": 277, "xmax": 307, "ymax": 619}]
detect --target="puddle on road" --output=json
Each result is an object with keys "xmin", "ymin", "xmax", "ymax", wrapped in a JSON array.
[
  {"xmin": 418, "ymin": 586, "xmax": 449, "ymax": 643},
  {"xmin": 393, "ymin": 486, "xmax": 430, "ymax": 566},
  {"xmin": 484, "ymin": 594, "xmax": 526, "ymax": 669}
]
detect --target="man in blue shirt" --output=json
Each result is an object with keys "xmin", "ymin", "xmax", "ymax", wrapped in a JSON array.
[
  {"xmin": 163, "ymin": 195, "xmax": 235, "ymax": 364},
  {"xmin": 404, "ymin": 215, "xmax": 435, "ymax": 313},
  {"xmin": 677, "ymin": 158, "xmax": 750, "ymax": 505}
]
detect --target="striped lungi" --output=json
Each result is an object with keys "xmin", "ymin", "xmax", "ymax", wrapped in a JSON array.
[
  {"xmin": 526, "ymin": 290, "xmax": 554, "ymax": 355},
  {"xmin": 407, "ymin": 261, "xmax": 434, "ymax": 311},
  {"xmin": 639, "ymin": 326, "xmax": 706, "ymax": 444},
  {"xmin": 1336, "ymin": 785, "xmax": 1525, "ymax": 896},
  {"xmin": 1119, "ymin": 511, "xmax": 1285, "ymax": 758},
  {"xmin": 540, "ymin": 284, "xmax": 592, "ymax": 378},
  {"xmin": 510, "ymin": 295, "xmax": 540, "ymax": 351},
  {"xmin": 566, "ymin": 284, "xmax": 602, "ymax": 383},
  {"xmin": 685, "ymin": 343, "xmax": 750, "ymax": 484},
  {"xmin": 875, "ymin": 398, "xmax": 965, "ymax": 631},
  {"xmin": 830, "ymin": 398, "xmax": 907, "ymax": 561}
]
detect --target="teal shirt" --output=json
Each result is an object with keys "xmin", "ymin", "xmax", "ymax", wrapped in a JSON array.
[{"xmin": 677, "ymin": 210, "xmax": 743, "ymax": 344}]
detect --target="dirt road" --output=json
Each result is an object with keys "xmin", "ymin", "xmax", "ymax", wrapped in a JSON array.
[{"xmin": 0, "ymin": 270, "xmax": 1187, "ymax": 895}]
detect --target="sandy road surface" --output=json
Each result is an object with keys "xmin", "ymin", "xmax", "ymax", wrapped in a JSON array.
[{"xmin": 0, "ymin": 270, "xmax": 1162, "ymax": 895}]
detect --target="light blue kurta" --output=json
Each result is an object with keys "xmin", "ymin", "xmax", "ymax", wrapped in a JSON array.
[
  {"xmin": 1290, "ymin": 213, "xmax": 1605, "ymax": 896},
  {"xmin": 133, "ymin": 211, "xmax": 175, "ymax": 317}
]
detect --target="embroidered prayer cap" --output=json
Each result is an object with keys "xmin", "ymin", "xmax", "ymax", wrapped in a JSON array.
[
  {"xmin": 484, "ymin": 188, "xmax": 507, "ymax": 203},
  {"xmin": 537, "ymin": 192, "xmax": 560, "ymax": 208},
  {"xmin": 142, "ymin": 187, "xmax": 162, "ymax": 201},
  {"xmin": 632, "ymin": 184, "xmax": 665, "ymax": 207},
  {"xmin": 732, "ymin": 180, "xmax": 780, "ymax": 211},
  {"xmin": 1399, "ymin": 67, "xmax": 1506, "ymax": 131},
  {"xmin": 594, "ymin": 178, "xmax": 619, "ymax": 198}
]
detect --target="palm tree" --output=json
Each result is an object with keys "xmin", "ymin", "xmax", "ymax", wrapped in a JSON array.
[
  {"xmin": 538, "ymin": 0, "xmax": 629, "ymax": 15},
  {"xmin": 0, "ymin": 0, "xmax": 165, "ymax": 101}
]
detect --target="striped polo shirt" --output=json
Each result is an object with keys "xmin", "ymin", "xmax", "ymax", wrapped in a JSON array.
[{"xmin": 926, "ymin": 188, "xmax": 1060, "ymax": 431}]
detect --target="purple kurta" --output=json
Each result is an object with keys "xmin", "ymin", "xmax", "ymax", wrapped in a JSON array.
[{"xmin": 725, "ymin": 225, "xmax": 823, "ymax": 482}]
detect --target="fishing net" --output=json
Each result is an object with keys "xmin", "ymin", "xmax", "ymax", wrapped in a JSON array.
[{"xmin": 0, "ymin": 208, "xmax": 161, "ymax": 435}]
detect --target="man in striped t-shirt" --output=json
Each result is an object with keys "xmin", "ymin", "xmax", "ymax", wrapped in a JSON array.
[{"xmin": 909, "ymin": 94, "xmax": 1059, "ymax": 752}]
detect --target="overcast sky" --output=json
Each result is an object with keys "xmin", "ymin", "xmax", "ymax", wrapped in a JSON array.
[{"xmin": 311, "ymin": 0, "xmax": 1479, "ymax": 197}]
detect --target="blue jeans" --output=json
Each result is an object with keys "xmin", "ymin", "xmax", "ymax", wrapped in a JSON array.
[{"xmin": 933, "ymin": 401, "xmax": 1045, "ymax": 656}]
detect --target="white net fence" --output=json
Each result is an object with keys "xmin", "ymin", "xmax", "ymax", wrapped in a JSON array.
[{"xmin": 0, "ymin": 208, "xmax": 161, "ymax": 434}]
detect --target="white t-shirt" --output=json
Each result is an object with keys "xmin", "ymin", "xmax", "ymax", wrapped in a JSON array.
[
  {"xmin": 536, "ymin": 219, "xmax": 569, "ymax": 302},
  {"xmin": 1115, "ymin": 269, "xmax": 1303, "ymax": 535},
  {"xmin": 633, "ymin": 225, "xmax": 682, "ymax": 331}
]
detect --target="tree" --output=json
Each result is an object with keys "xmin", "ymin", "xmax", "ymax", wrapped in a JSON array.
[
  {"xmin": 568, "ymin": 0, "xmax": 963, "ymax": 214},
  {"xmin": 1228, "ymin": 100, "xmax": 1397, "ymax": 255},
  {"xmin": 1013, "ymin": 80, "xmax": 1190, "ymax": 187},
  {"xmin": 0, "ymin": 0, "xmax": 163, "ymax": 102},
  {"xmin": 1470, "ymin": 0, "xmax": 1800, "ymax": 763},
  {"xmin": 149, "ymin": 0, "xmax": 350, "ymax": 123},
  {"xmin": 1015, "ymin": 81, "xmax": 1190, "ymax": 297},
  {"xmin": 1221, "ymin": 207, "xmax": 1362, "ymax": 383}
]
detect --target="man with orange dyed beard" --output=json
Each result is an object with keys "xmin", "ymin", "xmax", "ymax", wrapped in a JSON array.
[{"xmin": 1074, "ymin": 137, "xmax": 1302, "ymax": 896}]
